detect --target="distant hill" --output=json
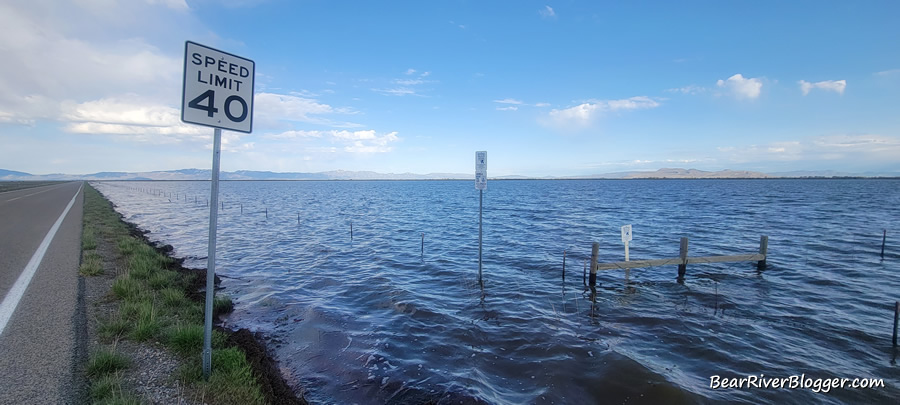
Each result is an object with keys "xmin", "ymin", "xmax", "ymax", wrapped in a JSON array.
[
  {"xmin": 0, "ymin": 168, "xmax": 471, "ymax": 181},
  {"xmin": 1, "ymin": 167, "xmax": 896, "ymax": 181},
  {"xmin": 0, "ymin": 169, "xmax": 32, "ymax": 179},
  {"xmin": 622, "ymin": 168, "xmax": 770, "ymax": 179}
]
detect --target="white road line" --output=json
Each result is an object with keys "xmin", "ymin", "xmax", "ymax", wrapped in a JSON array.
[{"xmin": 0, "ymin": 183, "xmax": 83, "ymax": 335}]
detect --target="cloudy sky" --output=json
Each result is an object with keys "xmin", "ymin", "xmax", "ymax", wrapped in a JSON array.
[{"xmin": 1, "ymin": 0, "xmax": 898, "ymax": 176}]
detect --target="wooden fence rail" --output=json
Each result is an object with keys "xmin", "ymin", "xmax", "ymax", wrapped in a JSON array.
[{"xmin": 587, "ymin": 236, "xmax": 768, "ymax": 286}]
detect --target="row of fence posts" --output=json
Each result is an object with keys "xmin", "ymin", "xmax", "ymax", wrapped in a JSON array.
[{"xmin": 127, "ymin": 185, "xmax": 897, "ymax": 348}]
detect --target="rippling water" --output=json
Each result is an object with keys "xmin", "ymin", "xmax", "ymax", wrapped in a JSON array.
[{"xmin": 93, "ymin": 179, "xmax": 900, "ymax": 404}]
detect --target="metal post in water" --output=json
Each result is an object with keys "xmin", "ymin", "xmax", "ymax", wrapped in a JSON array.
[
  {"xmin": 350, "ymin": 222, "xmax": 353, "ymax": 240},
  {"xmin": 202, "ymin": 128, "xmax": 222, "ymax": 380},
  {"xmin": 589, "ymin": 242, "xmax": 598, "ymax": 287},
  {"xmin": 265, "ymin": 207, "xmax": 268, "ymax": 219},
  {"xmin": 562, "ymin": 250, "xmax": 566, "ymax": 279},
  {"xmin": 883, "ymin": 230, "xmax": 887, "ymax": 260},
  {"xmin": 478, "ymin": 189, "xmax": 483, "ymax": 283},
  {"xmin": 421, "ymin": 233, "xmax": 424, "ymax": 256},
  {"xmin": 893, "ymin": 301, "xmax": 898, "ymax": 348}
]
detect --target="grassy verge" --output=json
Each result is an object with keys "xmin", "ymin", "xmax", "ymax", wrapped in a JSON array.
[{"xmin": 81, "ymin": 183, "xmax": 265, "ymax": 405}]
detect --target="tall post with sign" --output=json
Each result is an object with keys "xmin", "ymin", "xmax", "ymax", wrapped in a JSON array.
[
  {"xmin": 182, "ymin": 41, "xmax": 254, "ymax": 380},
  {"xmin": 621, "ymin": 224, "xmax": 633, "ymax": 281},
  {"xmin": 476, "ymin": 151, "xmax": 487, "ymax": 283}
]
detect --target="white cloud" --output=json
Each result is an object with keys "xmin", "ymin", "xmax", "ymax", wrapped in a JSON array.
[
  {"xmin": 254, "ymin": 92, "xmax": 360, "ymax": 127},
  {"xmin": 265, "ymin": 130, "xmax": 324, "ymax": 139},
  {"xmin": 546, "ymin": 96, "xmax": 659, "ymax": 129},
  {"xmin": 374, "ymin": 71, "xmax": 434, "ymax": 96},
  {"xmin": 666, "ymin": 85, "xmax": 706, "ymax": 95},
  {"xmin": 394, "ymin": 79, "xmax": 425, "ymax": 86},
  {"xmin": 0, "ymin": 1, "xmax": 192, "ymax": 128},
  {"xmin": 494, "ymin": 98, "xmax": 524, "ymax": 105},
  {"xmin": 798, "ymin": 79, "xmax": 846, "ymax": 96},
  {"xmin": 605, "ymin": 97, "xmax": 661, "ymax": 110},
  {"xmin": 497, "ymin": 106, "xmax": 518, "ymax": 111},
  {"xmin": 57, "ymin": 96, "xmax": 257, "ymax": 149},
  {"xmin": 372, "ymin": 87, "xmax": 419, "ymax": 96},
  {"xmin": 146, "ymin": 0, "xmax": 190, "ymax": 10},
  {"xmin": 875, "ymin": 69, "xmax": 900, "ymax": 77},
  {"xmin": 344, "ymin": 132, "xmax": 399, "ymax": 153},
  {"xmin": 61, "ymin": 97, "xmax": 182, "ymax": 127},
  {"xmin": 716, "ymin": 74, "xmax": 763, "ymax": 99},
  {"xmin": 718, "ymin": 134, "xmax": 900, "ymax": 163},
  {"xmin": 534, "ymin": 102, "xmax": 551, "ymax": 107},
  {"xmin": 539, "ymin": 5, "xmax": 556, "ymax": 18},
  {"xmin": 264, "ymin": 130, "xmax": 400, "ymax": 154}
]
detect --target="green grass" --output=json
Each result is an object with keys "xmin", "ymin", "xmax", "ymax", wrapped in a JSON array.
[
  {"xmin": 111, "ymin": 277, "xmax": 143, "ymax": 301},
  {"xmin": 90, "ymin": 373, "xmax": 142, "ymax": 405},
  {"xmin": 80, "ymin": 251, "xmax": 103, "ymax": 276},
  {"xmin": 87, "ymin": 348, "xmax": 130, "ymax": 378},
  {"xmin": 82, "ymin": 225, "xmax": 98, "ymax": 250},
  {"xmin": 98, "ymin": 315, "xmax": 131, "ymax": 341},
  {"xmin": 160, "ymin": 287, "xmax": 187, "ymax": 307},
  {"xmin": 178, "ymin": 348, "xmax": 265, "ymax": 405},
  {"xmin": 166, "ymin": 324, "xmax": 229, "ymax": 356},
  {"xmin": 149, "ymin": 270, "xmax": 179, "ymax": 290},
  {"xmin": 81, "ymin": 183, "xmax": 275, "ymax": 405},
  {"xmin": 214, "ymin": 295, "xmax": 234, "ymax": 317}
]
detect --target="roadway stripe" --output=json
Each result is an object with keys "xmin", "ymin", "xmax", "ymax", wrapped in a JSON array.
[{"xmin": 0, "ymin": 183, "xmax": 83, "ymax": 335}]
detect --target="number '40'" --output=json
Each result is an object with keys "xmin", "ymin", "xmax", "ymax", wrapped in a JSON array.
[{"xmin": 187, "ymin": 90, "xmax": 248, "ymax": 122}]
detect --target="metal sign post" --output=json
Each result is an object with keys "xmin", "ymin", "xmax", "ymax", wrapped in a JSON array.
[
  {"xmin": 476, "ymin": 151, "xmax": 487, "ymax": 283},
  {"xmin": 182, "ymin": 41, "xmax": 254, "ymax": 380},
  {"xmin": 203, "ymin": 128, "xmax": 221, "ymax": 378}
]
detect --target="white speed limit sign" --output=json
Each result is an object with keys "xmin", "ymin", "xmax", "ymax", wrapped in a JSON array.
[{"xmin": 182, "ymin": 41, "xmax": 255, "ymax": 133}]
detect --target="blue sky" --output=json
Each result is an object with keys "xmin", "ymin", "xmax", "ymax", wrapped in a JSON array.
[{"xmin": 1, "ymin": 0, "xmax": 898, "ymax": 176}]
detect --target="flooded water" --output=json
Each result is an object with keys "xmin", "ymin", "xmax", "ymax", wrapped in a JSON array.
[{"xmin": 93, "ymin": 179, "xmax": 900, "ymax": 404}]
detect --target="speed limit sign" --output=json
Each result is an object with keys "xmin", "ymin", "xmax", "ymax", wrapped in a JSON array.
[{"xmin": 182, "ymin": 41, "xmax": 255, "ymax": 133}]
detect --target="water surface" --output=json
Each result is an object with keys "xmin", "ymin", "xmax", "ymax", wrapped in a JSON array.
[{"xmin": 94, "ymin": 179, "xmax": 900, "ymax": 404}]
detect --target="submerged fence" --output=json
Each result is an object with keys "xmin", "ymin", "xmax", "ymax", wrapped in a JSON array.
[{"xmin": 586, "ymin": 236, "xmax": 769, "ymax": 286}]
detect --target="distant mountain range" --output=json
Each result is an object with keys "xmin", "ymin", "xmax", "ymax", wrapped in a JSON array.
[{"xmin": 1, "ymin": 167, "xmax": 897, "ymax": 181}]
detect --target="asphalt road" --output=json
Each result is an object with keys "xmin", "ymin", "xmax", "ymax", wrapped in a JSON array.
[{"xmin": 0, "ymin": 182, "xmax": 85, "ymax": 404}]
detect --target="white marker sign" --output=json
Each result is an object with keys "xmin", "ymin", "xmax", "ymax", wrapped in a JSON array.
[
  {"xmin": 182, "ymin": 41, "xmax": 255, "ymax": 133},
  {"xmin": 475, "ymin": 151, "xmax": 487, "ymax": 190},
  {"xmin": 621, "ymin": 224, "xmax": 633, "ymax": 243}
]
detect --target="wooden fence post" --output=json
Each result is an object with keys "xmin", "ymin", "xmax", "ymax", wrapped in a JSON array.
[
  {"xmin": 589, "ymin": 242, "xmax": 599, "ymax": 287},
  {"xmin": 758, "ymin": 235, "xmax": 768, "ymax": 270},
  {"xmin": 677, "ymin": 237, "xmax": 689, "ymax": 278}
]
